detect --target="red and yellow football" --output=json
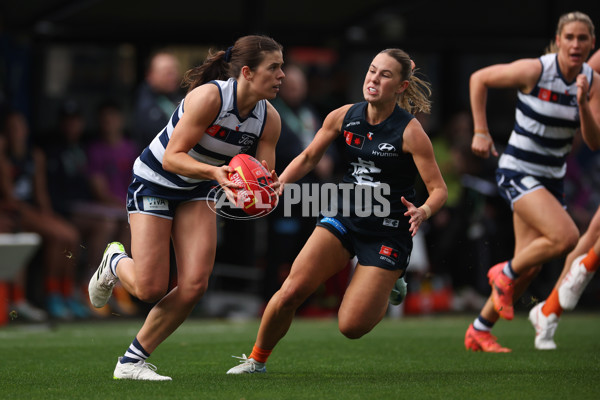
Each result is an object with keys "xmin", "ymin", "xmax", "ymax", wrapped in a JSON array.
[{"xmin": 228, "ymin": 154, "xmax": 278, "ymax": 216}]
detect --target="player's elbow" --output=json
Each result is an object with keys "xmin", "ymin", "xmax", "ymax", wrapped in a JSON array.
[{"xmin": 162, "ymin": 153, "xmax": 176, "ymax": 173}]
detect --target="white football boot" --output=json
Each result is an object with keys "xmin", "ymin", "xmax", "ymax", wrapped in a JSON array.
[
  {"xmin": 226, "ymin": 354, "xmax": 266, "ymax": 374},
  {"xmin": 559, "ymin": 255, "xmax": 596, "ymax": 311},
  {"xmin": 88, "ymin": 242, "xmax": 125, "ymax": 308},
  {"xmin": 389, "ymin": 276, "xmax": 408, "ymax": 306},
  {"xmin": 528, "ymin": 301, "xmax": 558, "ymax": 350},
  {"xmin": 113, "ymin": 357, "xmax": 172, "ymax": 381}
]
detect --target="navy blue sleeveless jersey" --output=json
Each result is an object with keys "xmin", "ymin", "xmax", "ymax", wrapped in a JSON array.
[{"xmin": 331, "ymin": 102, "xmax": 417, "ymax": 236}]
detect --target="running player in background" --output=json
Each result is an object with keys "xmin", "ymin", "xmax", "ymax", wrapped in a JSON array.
[
  {"xmin": 465, "ymin": 11, "xmax": 600, "ymax": 352},
  {"xmin": 87, "ymin": 35, "xmax": 284, "ymax": 380},
  {"xmin": 227, "ymin": 48, "xmax": 447, "ymax": 374},
  {"xmin": 529, "ymin": 206, "xmax": 600, "ymax": 349},
  {"xmin": 528, "ymin": 47, "xmax": 600, "ymax": 350}
]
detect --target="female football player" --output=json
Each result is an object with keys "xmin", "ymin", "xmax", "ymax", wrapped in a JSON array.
[
  {"xmin": 227, "ymin": 48, "xmax": 447, "ymax": 374},
  {"xmin": 464, "ymin": 11, "xmax": 600, "ymax": 352},
  {"xmin": 88, "ymin": 35, "xmax": 284, "ymax": 380}
]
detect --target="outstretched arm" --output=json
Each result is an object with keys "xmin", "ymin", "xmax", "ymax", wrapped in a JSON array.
[{"xmin": 278, "ymin": 105, "xmax": 351, "ymax": 192}]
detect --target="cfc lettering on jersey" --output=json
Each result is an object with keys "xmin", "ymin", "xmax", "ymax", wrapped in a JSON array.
[
  {"xmin": 143, "ymin": 196, "xmax": 169, "ymax": 211},
  {"xmin": 344, "ymin": 130, "xmax": 365, "ymax": 149},
  {"xmin": 350, "ymin": 157, "xmax": 381, "ymax": 186}
]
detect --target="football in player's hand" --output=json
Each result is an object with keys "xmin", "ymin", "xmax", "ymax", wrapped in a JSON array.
[{"xmin": 228, "ymin": 154, "xmax": 278, "ymax": 216}]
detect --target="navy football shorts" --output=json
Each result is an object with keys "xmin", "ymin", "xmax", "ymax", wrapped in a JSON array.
[
  {"xmin": 126, "ymin": 177, "xmax": 218, "ymax": 220},
  {"xmin": 316, "ymin": 216, "xmax": 412, "ymax": 272}
]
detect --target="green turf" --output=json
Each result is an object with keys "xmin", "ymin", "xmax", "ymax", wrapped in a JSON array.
[{"xmin": 1, "ymin": 313, "xmax": 599, "ymax": 399}]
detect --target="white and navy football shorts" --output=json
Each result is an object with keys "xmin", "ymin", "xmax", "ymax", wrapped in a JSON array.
[
  {"xmin": 496, "ymin": 168, "xmax": 565, "ymax": 210},
  {"xmin": 126, "ymin": 177, "xmax": 218, "ymax": 220}
]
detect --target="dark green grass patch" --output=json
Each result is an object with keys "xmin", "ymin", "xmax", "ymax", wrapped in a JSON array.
[{"xmin": 1, "ymin": 314, "xmax": 599, "ymax": 399}]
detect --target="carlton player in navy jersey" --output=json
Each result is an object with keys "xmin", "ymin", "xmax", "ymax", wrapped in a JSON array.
[
  {"xmin": 88, "ymin": 35, "xmax": 284, "ymax": 380},
  {"xmin": 465, "ymin": 11, "xmax": 600, "ymax": 353},
  {"xmin": 227, "ymin": 49, "xmax": 447, "ymax": 374}
]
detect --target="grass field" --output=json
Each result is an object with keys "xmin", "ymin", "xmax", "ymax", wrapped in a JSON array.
[{"xmin": 1, "ymin": 313, "xmax": 599, "ymax": 399}]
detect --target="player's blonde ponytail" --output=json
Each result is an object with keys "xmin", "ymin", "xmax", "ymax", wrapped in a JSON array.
[{"xmin": 380, "ymin": 49, "xmax": 432, "ymax": 114}]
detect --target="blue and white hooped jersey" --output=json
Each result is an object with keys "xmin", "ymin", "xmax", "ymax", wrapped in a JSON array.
[
  {"xmin": 498, "ymin": 53, "xmax": 594, "ymax": 179},
  {"xmin": 133, "ymin": 78, "xmax": 268, "ymax": 190}
]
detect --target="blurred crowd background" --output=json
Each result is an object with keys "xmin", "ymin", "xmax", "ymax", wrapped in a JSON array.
[{"xmin": 1, "ymin": 0, "xmax": 599, "ymax": 324}]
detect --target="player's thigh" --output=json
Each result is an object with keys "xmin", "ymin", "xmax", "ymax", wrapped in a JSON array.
[
  {"xmin": 282, "ymin": 226, "xmax": 351, "ymax": 298},
  {"xmin": 338, "ymin": 264, "xmax": 401, "ymax": 328},
  {"xmin": 513, "ymin": 188, "xmax": 578, "ymax": 247},
  {"xmin": 171, "ymin": 201, "xmax": 217, "ymax": 286},
  {"xmin": 129, "ymin": 212, "xmax": 173, "ymax": 288}
]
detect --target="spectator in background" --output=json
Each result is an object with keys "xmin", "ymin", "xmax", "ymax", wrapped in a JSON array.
[
  {"xmin": 0, "ymin": 132, "xmax": 47, "ymax": 322},
  {"xmin": 45, "ymin": 101, "xmax": 125, "ymax": 317},
  {"xmin": 45, "ymin": 101, "xmax": 92, "ymax": 218},
  {"xmin": 1, "ymin": 111, "xmax": 84, "ymax": 320},
  {"xmin": 131, "ymin": 51, "xmax": 183, "ymax": 149},
  {"xmin": 264, "ymin": 64, "xmax": 338, "ymax": 302},
  {"xmin": 86, "ymin": 100, "xmax": 139, "ymax": 316},
  {"xmin": 88, "ymin": 100, "xmax": 139, "ymax": 216}
]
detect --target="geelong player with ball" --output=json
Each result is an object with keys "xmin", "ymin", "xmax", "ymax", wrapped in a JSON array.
[
  {"xmin": 227, "ymin": 48, "xmax": 447, "ymax": 374},
  {"xmin": 88, "ymin": 35, "xmax": 284, "ymax": 380}
]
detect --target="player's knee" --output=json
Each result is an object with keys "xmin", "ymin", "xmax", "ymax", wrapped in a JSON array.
[
  {"xmin": 555, "ymin": 228, "xmax": 579, "ymax": 255},
  {"xmin": 135, "ymin": 285, "xmax": 167, "ymax": 303},
  {"xmin": 276, "ymin": 285, "xmax": 308, "ymax": 312},
  {"xmin": 179, "ymin": 280, "xmax": 209, "ymax": 304},
  {"xmin": 338, "ymin": 320, "xmax": 371, "ymax": 339}
]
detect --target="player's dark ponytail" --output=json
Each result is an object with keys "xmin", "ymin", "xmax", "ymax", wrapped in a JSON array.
[{"xmin": 182, "ymin": 35, "xmax": 283, "ymax": 93}]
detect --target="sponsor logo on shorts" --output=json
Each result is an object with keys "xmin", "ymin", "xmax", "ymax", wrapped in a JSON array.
[
  {"xmin": 520, "ymin": 176, "xmax": 540, "ymax": 190},
  {"xmin": 379, "ymin": 245, "xmax": 399, "ymax": 265},
  {"xmin": 143, "ymin": 196, "xmax": 169, "ymax": 211}
]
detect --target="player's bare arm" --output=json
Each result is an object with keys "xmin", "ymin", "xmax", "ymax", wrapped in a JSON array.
[
  {"xmin": 279, "ymin": 104, "xmax": 352, "ymax": 187},
  {"xmin": 470, "ymin": 59, "xmax": 541, "ymax": 158},
  {"xmin": 402, "ymin": 118, "xmax": 447, "ymax": 235},
  {"xmin": 162, "ymin": 84, "xmax": 229, "ymax": 183},
  {"xmin": 578, "ymin": 70, "xmax": 600, "ymax": 150}
]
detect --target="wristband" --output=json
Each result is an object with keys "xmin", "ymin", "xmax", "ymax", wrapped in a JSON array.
[
  {"xmin": 420, "ymin": 204, "xmax": 432, "ymax": 219},
  {"xmin": 474, "ymin": 132, "xmax": 491, "ymax": 141}
]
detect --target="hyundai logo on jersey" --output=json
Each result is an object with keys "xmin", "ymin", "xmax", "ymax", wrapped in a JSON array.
[{"xmin": 378, "ymin": 143, "xmax": 396, "ymax": 152}]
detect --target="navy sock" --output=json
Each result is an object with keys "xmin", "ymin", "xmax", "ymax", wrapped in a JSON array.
[{"xmin": 120, "ymin": 337, "xmax": 150, "ymax": 364}]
